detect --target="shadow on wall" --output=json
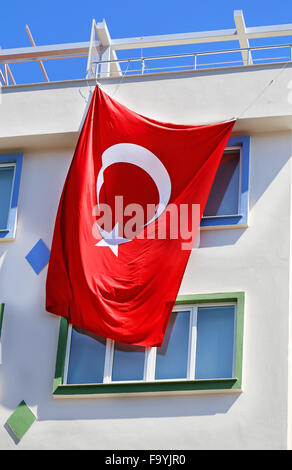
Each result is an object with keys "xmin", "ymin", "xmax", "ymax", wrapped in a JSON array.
[
  {"xmin": 199, "ymin": 228, "xmax": 245, "ymax": 249},
  {"xmin": 247, "ymin": 135, "xmax": 291, "ymax": 213},
  {"xmin": 0, "ymin": 287, "xmax": 59, "ymax": 408},
  {"xmin": 0, "ymin": 302, "xmax": 241, "ymax": 422},
  {"xmin": 3, "ymin": 422, "xmax": 19, "ymax": 445},
  {"xmin": 0, "ymin": 298, "xmax": 240, "ymax": 422},
  {"xmin": 198, "ymin": 133, "xmax": 291, "ymax": 249},
  {"xmin": 35, "ymin": 391, "xmax": 240, "ymax": 423},
  {"xmin": 77, "ymin": 87, "xmax": 94, "ymax": 131}
]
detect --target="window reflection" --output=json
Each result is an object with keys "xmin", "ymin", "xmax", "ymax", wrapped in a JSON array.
[
  {"xmin": 155, "ymin": 311, "xmax": 190, "ymax": 380},
  {"xmin": 203, "ymin": 150, "xmax": 240, "ymax": 217},
  {"xmin": 112, "ymin": 341, "xmax": 145, "ymax": 382},
  {"xmin": 67, "ymin": 327, "xmax": 106, "ymax": 384}
]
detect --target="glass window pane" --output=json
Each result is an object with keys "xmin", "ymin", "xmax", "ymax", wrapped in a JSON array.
[
  {"xmin": 195, "ymin": 306, "xmax": 235, "ymax": 379},
  {"xmin": 155, "ymin": 311, "xmax": 190, "ymax": 380},
  {"xmin": 112, "ymin": 342, "xmax": 145, "ymax": 381},
  {"xmin": 0, "ymin": 166, "xmax": 14, "ymax": 230},
  {"xmin": 203, "ymin": 151, "xmax": 240, "ymax": 217},
  {"xmin": 67, "ymin": 327, "xmax": 106, "ymax": 384}
]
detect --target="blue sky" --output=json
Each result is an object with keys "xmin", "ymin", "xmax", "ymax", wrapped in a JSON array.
[{"xmin": 1, "ymin": 0, "xmax": 292, "ymax": 83}]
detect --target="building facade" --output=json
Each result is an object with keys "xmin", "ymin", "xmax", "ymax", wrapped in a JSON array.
[{"xmin": 0, "ymin": 12, "xmax": 292, "ymax": 449}]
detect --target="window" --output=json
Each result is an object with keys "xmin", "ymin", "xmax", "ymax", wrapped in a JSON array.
[
  {"xmin": 0, "ymin": 166, "xmax": 15, "ymax": 230},
  {"xmin": 53, "ymin": 292, "xmax": 244, "ymax": 397},
  {"xmin": 0, "ymin": 154, "xmax": 23, "ymax": 240},
  {"xmin": 0, "ymin": 304, "xmax": 4, "ymax": 365},
  {"xmin": 201, "ymin": 136, "xmax": 250, "ymax": 229}
]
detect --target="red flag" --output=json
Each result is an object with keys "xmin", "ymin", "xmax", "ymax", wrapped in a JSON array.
[{"xmin": 46, "ymin": 86, "xmax": 235, "ymax": 347}]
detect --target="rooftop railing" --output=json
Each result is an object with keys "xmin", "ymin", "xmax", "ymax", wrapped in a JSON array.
[
  {"xmin": 89, "ymin": 43, "xmax": 292, "ymax": 78},
  {"xmin": 0, "ymin": 10, "xmax": 292, "ymax": 86}
]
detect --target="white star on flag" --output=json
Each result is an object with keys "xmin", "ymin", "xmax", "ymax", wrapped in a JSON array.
[{"xmin": 95, "ymin": 223, "xmax": 130, "ymax": 257}]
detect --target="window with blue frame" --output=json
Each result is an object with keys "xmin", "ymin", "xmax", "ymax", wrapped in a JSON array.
[
  {"xmin": 54, "ymin": 293, "xmax": 244, "ymax": 396},
  {"xmin": 201, "ymin": 136, "xmax": 250, "ymax": 229},
  {"xmin": 0, "ymin": 154, "xmax": 23, "ymax": 240}
]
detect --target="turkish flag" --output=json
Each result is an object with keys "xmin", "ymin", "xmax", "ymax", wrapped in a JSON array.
[{"xmin": 46, "ymin": 86, "xmax": 235, "ymax": 347}]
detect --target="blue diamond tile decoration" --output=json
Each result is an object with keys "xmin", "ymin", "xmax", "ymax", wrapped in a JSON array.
[{"xmin": 25, "ymin": 239, "xmax": 51, "ymax": 275}]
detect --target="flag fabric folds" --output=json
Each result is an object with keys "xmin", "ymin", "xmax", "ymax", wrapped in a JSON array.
[{"xmin": 46, "ymin": 86, "xmax": 235, "ymax": 347}]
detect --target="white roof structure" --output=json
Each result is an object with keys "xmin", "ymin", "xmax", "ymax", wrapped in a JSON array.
[{"xmin": 0, "ymin": 10, "xmax": 292, "ymax": 85}]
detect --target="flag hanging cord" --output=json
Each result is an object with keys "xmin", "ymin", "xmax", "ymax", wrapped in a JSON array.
[
  {"xmin": 90, "ymin": 59, "xmax": 290, "ymax": 125},
  {"xmin": 85, "ymin": 60, "xmax": 130, "ymax": 98},
  {"xmin": 234, "ymin": 60, "xmax": 290, "ymax": 120}
]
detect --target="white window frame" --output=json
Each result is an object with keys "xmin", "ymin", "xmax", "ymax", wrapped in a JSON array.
[{"xmin": 63, "ymin": 301, "xmax": 237, "ymax": 385}]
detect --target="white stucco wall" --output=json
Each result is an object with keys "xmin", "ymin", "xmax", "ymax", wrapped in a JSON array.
[{"xmin": 0, "ymin": 65, "xmax": 292, "ymax": 449}]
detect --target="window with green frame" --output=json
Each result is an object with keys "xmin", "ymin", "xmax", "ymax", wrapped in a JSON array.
[{"xmin": 53, "ymin": 292, "xmax": 244, "ymax": 397}]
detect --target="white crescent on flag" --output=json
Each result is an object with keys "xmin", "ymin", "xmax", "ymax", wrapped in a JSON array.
[{"xmin": 95, "ymin": 143, "xmax": 172, "ymax": 256}]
